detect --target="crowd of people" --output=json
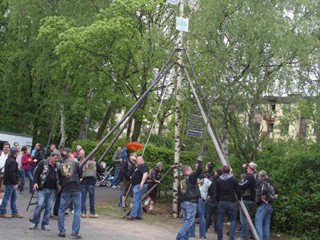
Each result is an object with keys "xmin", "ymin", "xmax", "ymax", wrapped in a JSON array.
[
  {"xmin": 177, "ymin": 159, "xmax": 279, "ymax": 240},
  {"xmin": 0, "ymin": 143, "xmax": 106, "ymax": 239},
  {"xmin": 0, "ymin": 142, "xmax": 163, "ymax": 239},
  {"xmin": 0, "ymin": 141, "xmax": 278, "ymax": 240}
]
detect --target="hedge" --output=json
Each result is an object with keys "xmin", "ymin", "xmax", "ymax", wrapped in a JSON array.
[{"xmin": 72, "ymin": 138, "xmax": 320, "ymax": 239}]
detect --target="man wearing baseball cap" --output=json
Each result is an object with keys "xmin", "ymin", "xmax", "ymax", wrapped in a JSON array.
[
  {"xmin": 238, "ymin": 162, "xmax": 258, "ymax": 240},
  {"xmin": 0, "ymin": 147, "xmax": 24, "ymax": 218}
]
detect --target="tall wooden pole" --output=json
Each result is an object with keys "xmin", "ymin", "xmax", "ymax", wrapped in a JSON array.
[{"xmin": 172, "ymin": 0, "xmax": 184, "ymax": 218}]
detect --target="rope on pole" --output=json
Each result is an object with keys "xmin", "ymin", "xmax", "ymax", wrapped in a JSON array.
[{"xmin": 141, "ymin": 78, "xmax": 172, "ymax": 157}]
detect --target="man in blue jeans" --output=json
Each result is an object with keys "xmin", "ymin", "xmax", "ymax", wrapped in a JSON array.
[
  {"xmin": 189, "ymin": 175, "xmax": 212, "ymax": 239},
  {"xmin": 126, "ymin": 156, "xmax": 148, "ymax": 220},
  {"xmin": 0, "ymin": 147, "xmax": 23, "ymax": 218},
  {"xmin": 80, "ymin": 155, "xmax": 103, "ymax": 218},
  {"xmin": 255, "ymin": 170, "xmax": 278, "ymax": 240},
  {"xmin": 215, "ymin": 165, "xmax": 241, "ymax": 240},
  {"xmin": 111, "ymin": 147, "xmax": 123, "ymax": 188},
  {"xmin": 29, "ymin": 151, "xmax": 59, "ymax": 230},
  {"xmin": 238, "ymin": 162, "xmax": 258, "ymax": 240},
  {"xmin": 176, "ymin": 157, "xmax": 203, "ymax": 240},
  {"xmin": 58, "ymin": 148, "xmax": 82, "ymax": 239}
]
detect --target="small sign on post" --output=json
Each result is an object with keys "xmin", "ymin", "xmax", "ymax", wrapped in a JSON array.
[
  {"xmin": 167, "ymin": 0, "xmax": 180, "ymax": 5},
  {"xmin": 176, "ymin": 17, "xmax": 189, "ymax": 32}
]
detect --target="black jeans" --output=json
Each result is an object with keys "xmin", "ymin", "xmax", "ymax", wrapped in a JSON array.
[
  {"xmin": 53, "ymin": 190, "xmax": 61, "ymax": 216},
  {"xmin": 205, "ymin": 200, "xmax": 217, "ymax": 231}
]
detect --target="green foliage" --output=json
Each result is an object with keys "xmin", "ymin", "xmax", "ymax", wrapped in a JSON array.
[
  {"xmin": 140, "ymin": 133, "xmax": 174, "ymax": 149},
  {"xmin": 72, "ymin": 138, "xmax": 198, "ymax": 192},
  {"xmin": 252, "ymin": 140, "xmax": 320, "ymax": 239}
]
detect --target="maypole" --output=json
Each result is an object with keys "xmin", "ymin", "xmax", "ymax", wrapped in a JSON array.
[{"xmin": 172, "ymin": 0, "xmax": 185, "ymax": 218}]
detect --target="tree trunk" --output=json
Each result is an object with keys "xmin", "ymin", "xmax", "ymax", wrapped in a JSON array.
[
  {"xmin": 158, "ymin": 115, "xmax": 165, "ymax": 136},
  {"xmin": 59, "ymin": 102, "xmax": 67, "ymax": 148},
  {"xmin": 131, "ymin": 97, "xmax": 148, "ymax": 141},
  {"xmin": 126, "ymin": 117, "xmax": 133, "ymax": 141},
  {"xmin": 131, "ymin": 118, "xmax": 142, "ymax": 142},
  {"xmin": 79, "ymin": 86, "xmax": 95, "ymax": 139},
  {"xmin": 96, "ymin": 102, "xmax": 115, "ymax": 140},
  {"xmin": 172, "ymin": 1, "xmax": 184, "ymax": 218}
]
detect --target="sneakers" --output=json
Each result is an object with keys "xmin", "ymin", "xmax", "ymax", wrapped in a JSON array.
[
  {"xmin": 0, "ymin": 213, "xmax": 11, "ymax": 218},
  {"xmin": 29, "ymin": 223, "xmax": 37, "ymax": 229},
  {"xmin": 81, "ymin": 213, "xmax": 86, "ymax": 218},
  {"xmin": 12, "ymin": 213, "xmax": 24, "ymax": 218},
  {"xmin": 126, "ymin": 216, "xmax": 136, "ymax": 221},
  {"xmin": 90, "ymin": 214, "xmax": 99, "ymax": 218},
  {"xmin": 111, "ymin": 185, "xmax": 117, "ymax": 189},
  {"xmin": 71, "ymin": 233, "xmax": 82, "ymax": 239},
  {"xmin": 58, "ymin": 232, "xmax": 66, "ymax": 238},
  {"xmin": 41, "ymin": 225, "xmax": 50, "ymax": 231}
]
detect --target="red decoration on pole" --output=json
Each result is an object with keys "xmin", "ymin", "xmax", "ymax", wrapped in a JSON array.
[{"xmin": 125, "ymin": 142, "xmax": 143, "ymax": 151}]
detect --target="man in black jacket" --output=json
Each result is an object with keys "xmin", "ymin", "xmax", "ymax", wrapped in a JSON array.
[
  {"xmin": 176, "ymin": 158, "xmax": 202, "ymax": 240},
  {"xmin": 29, "ymin": 151, "xmax": 59, "ymax": 230},
  {"xmin": 215, "ymin": 165, "xmax": 241, "ymax": 240},
  {"xmin": 121, "ymin": 152, "xmax": 136, "ymax": 208},
  {"xmin": 0, "ymin": 147, "xmax": 23, "ymax": 218},
  {"xmin": 238, "ymin": 162, "xmax": 258, "ymax": 240},
  {"xmin": 57, "ymin": 148, "xmax": 82, "ymax": 239}
]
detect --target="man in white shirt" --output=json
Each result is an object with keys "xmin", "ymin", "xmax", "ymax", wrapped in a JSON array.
[{"xmin": 0, "ymin": 143, "xmax": 10, "ymax": 192}]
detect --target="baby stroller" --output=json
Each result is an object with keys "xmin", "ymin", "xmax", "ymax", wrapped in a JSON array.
[{"xmin": 95, "ymin": 163, "xmax": 114, "ymax": 187}]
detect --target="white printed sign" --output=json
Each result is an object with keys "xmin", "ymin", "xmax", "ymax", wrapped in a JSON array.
[
  {"xmin": 176, "ymin": 17, "xmax": 189, "ymax": 32},
  {"xmin": 167, "ymin": 0, "xmax": 180, "ymax": 5}
]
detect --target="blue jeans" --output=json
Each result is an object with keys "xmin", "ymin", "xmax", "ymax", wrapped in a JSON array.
[
  {"xmin": 216, "ymin": 201, "xmax": 238, "ymax": 240},
  {"xmin": 118, "ymin": 183, "xmax": 123, "ymax": 206},
  {"xmin": 130, "ymin": 184, "xmax": 147, "ymax": 218},
  {"xmin": 255, "ymin": 203, "xmax": 273, "ymax": 240},
  {"xmin": 32, "ymin": 188, "xmax": 56, "ymax": 226},
  {"xmin": 111, "ymin": 166, "xmax": 121, "ymax": 186},
  {"xmin": 20, "ymin": 169, "xmax": 33, "ymax": 193},
  {"xmin": 0, "ymin": 185, "xmax": 18, "ymax": 215},
  {"xmin": 30, "ymin": 165, "xmax": 36, "ymax": 175},
  {"xmin": 58, "ymin": 191, "xmax": 81, "ymax": 235},
  {"xmin": 176, "ymin": 201, "xmax": 197, "ymax": 240},
  {"xmin": 81, "ymin": 185, "xmax": 95, "ymax": 214},
  {"xmin": 240, "ymin": 200, "xmax": 255, "ymax": 238},
  {"xmin": 189, "ymin": 198, "xmax": 206, "ymax": 238}
]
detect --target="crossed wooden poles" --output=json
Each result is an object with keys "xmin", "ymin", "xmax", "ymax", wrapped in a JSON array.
[{"xmin": 79, "ymin": 46, "xmax": 260, "ymax": 239}]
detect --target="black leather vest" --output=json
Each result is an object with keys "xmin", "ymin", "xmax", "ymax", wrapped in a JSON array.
[{"xmin": 58, "ymin": 159, "xmax": 80, "ymax": 187}]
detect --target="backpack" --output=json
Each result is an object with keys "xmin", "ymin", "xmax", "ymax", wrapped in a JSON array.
[
  {"xmin": 266, "ymin": 181, "xmax": 278, "ymax": 202},
  {"xmin": 256, "ymin": 180, "xmax": 278, "ymax": 204}
]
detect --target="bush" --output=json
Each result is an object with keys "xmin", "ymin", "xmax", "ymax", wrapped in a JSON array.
[
  {"xmin": 254, "ymin": 140, "xmax": 320, "ymax": 239},
  {"xmin": 71, "ymin": 138, "xmax": 199, "ymax": 192}
]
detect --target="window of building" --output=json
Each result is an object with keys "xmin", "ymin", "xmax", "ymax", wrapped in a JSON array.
[
  {"xmin": 269, "ymin": 100, "xmax": 277, "ymax": 112},
  {"xmin": 267, "ymin": 122, "xmax": 274, "ymax": 132},
  {"xmin": 299, "ymin": 117, "xmax": 308, "ymax": 137}
]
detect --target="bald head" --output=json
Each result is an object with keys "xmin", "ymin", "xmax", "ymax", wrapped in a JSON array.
[{"xmin": 136, "ymin": 156, "xmax": 144, "ymax": 165}]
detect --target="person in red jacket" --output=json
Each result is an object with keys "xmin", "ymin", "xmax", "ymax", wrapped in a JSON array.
[{"xmin": 20, "ymin": 146, "xmax": 34, "ymax": 193}]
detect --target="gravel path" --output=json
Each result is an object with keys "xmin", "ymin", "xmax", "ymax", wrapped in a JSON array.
[{"xmin": 0, "ymin": 186, "xmax": 220, "ymax": 240}]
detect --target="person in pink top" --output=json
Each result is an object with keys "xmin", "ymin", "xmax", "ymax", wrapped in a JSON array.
[{"xmin": 20, "ymin": 146, "xmax": 34, "ymax": 193}]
